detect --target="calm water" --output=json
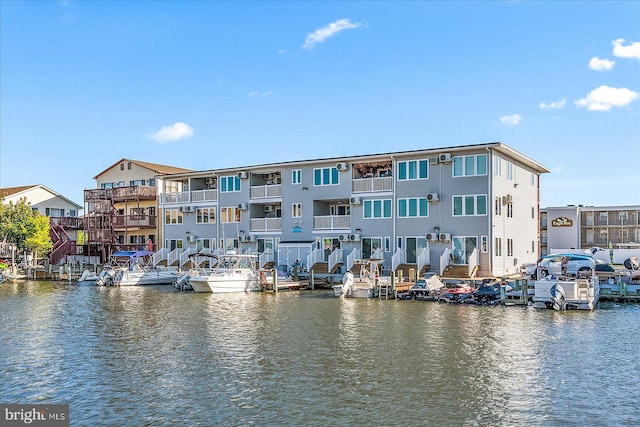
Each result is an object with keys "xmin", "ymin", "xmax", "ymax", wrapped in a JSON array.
[{"xmin": 1, "ymin": 281, "xmax": 638, "ymax": 426}]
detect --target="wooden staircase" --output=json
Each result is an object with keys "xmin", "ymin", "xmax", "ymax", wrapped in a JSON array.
[{"xmin": 441, "ymin": 265, "xmax": 470, "ymax": 279}]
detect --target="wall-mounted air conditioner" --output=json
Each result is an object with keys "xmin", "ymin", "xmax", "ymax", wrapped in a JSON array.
[
  {"xmin": 244, "ymin": 235, "xmax": 254, "ymax": 242},
  {"xmin": 350, "ymin": 196, "xmax": 361, "ymax": 206},
  {"xmin": 238, "ymin": 171, "xmax": 249, "ymax": 179},
  {"xmin": 427, "ymin": 193, "xmax": 439, "ymax": 202},
  {"xmin": 439, "ymin": 153, "xmax": 452, "ymax": 163},
  {"xmin": 238, "ymin": 203, "xmax": 248, "ymax": 211},
  {"xmin": 264, "ymin": 205, "xmax": 274, "ymax": 213},
  {"xmin": 350, "ymin": 233, "xmax": 361, "ymax": 242},
  {"xmin": 439, "ymin": 233, "xmax": 451, "ymax": 242},
  {"xmin": 186, "ymin": 234, "xmax": 196, "ymax": 243},
  {"xmin": 426, "ymin": 233, "xmax": 439, "ymax": 242},
  {"xmin": 205, "ymin": 177, "xmax": 215, "ymax": 186},
  {"xmin": 339, "ymin": 234, "xmax": 349, "ymax": 242},
  {"xmin": 336, "ymin": 162, "xmax": 348, "ymax": 171}
]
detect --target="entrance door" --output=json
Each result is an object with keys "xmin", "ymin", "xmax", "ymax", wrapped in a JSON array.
[
  {"xmin": 257, "ymin": 238, "xmax": 273, "ymax": 254},
  {"xmin": 406, "ymin": 237, "xmax": 428, "ymax": 264},
  {"xmin": 361, "ymin": 237, "xmax": 382, "ymax": 259},
  {"xmin": 452, "ymin": 236, "xmax": 477, "ymax": 264}
]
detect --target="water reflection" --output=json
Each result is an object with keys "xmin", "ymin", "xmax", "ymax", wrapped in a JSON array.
[{"xmin": 1, "ymin": 283, "xmax": 638, "ymax": 426}]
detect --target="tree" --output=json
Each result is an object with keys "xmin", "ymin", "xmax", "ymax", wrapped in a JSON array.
[
  {"xmin": 25, "ymin": 215, "xmax": 52, "ymax": 255},
  {"xmin": 0, "ymin": 196, "xmax": 50, "ymax": 252}
]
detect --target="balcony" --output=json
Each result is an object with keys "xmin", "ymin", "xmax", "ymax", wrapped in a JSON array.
[
  {"xmin": 250, "ymin": 184, "xmax": 282, "ymax": 199},
  {"xmin": 161, "ymin": 191, "xmax": 190, "ymax": 205},
  {"xmin": 113, "ymin": 214, "xmax": 157, "ymax": 230},
  {"xmin": 161, "ymin": 189, "xmax": 218, "ymax": 205},
  {"xmin": 352, "ymin": 176, "xmax": 393, "ymax": 193},
  {"xmin": 51, "ymin": 217, "xmax": 84, "ymax": 230},
  {"xmin": 111, "ymin": 186, "xmax": 157, "ymax": 201},
  {"xmin": 250, "ymin": 217, "xmax": 282, "ymax": 232},
  {"xmin": 313, "ymin": 215, "xmax": 350, "ymax": 230},
  {"xmin": 190, "ymin": 189, "xmax": 217, "ymax": 202}
]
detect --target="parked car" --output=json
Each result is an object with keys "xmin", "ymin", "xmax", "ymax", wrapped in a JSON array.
[{"xmin": 535, "ymin": 254, "xmax": 594, "ymax": 279}]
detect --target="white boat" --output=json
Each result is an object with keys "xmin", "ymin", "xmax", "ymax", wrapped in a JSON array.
[
  {"xmin": 189, "ymin": 253, "xmax": 260, "ymax": 293},
  {"xmin": 531, "ymin": 253, "xmax": 600, "ymax": 310},
  {"xmin": 332, "ymin": 259, "xmax": 388, "ymax": 298},
  {"xmin": 96, "ymin": 250, "xmax": 179, "ymax": 286}
]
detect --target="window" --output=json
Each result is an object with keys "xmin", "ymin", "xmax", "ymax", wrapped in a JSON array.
[
  {"xmin": 314, "ymin": 167, "xmax": 339, "ymax": 186},
  {"xmin": 149, "ymin": 178, "xmax": 156, "ymax": 187},
  {"xmin": 330, "ymin": 204, "xmax": 350, "ymax": 215},
  {"xmin": 397, "ymin": 160, "xmax": 428, "ymax": 180},
  {"xmin": 196, "ymin": 208, "xmax": 215, "ymax": 224},
  {"xmin": 495, "ymin": 197, "xmax": 502, "ymax": 216},
  {"xmin": 165, "ymin": 209, "xmax": 183, "ymax": 225},
  {"xmin": 453, "ymin": 154, "xmax": 487, "ymax": 177},
  {"xmin": 220, "ymin": 207, "xmax": 241, "ymax": 223},
  {"xmin": 481, "ymin": 236, "xmax": 488, "ymax": 253},
  {"xmin": 364, "ymin": 199, "xmax": 392, "ymax": 218},
  {"xmin": 507, "ymin": 202, "xmax": 513, "ymax": 218},
  {"xmin": 507, "ymin": 239, "xmax": 513, "ymax": 257},
  {"xmin": 397, "ymin": 198, "xmax": 428, "ymax": 217},
  {"xmin": 120, "ymin": 163, "xmax": 124, "ymax": 170},
  {"xmin": 292, "ymin": 169, "xmax": 301, "ymax": 185},
  {"xmin": 495, "ymin": 237, "xmax": 502, "ymax": 257},
  {"xmin": 385, "ymin": 237, "xmax": 391, "ymax": 252},
  {"xmin": 506, "ymin": 161, "xmax": 513, "ymax": 181},
  {"xmin": 130, "ymin": 180, "xmax": 145, "ymax": 186},
  {"xmin": 127, "ymin": 162, "xmax": 131, "ymax": 170},
  {"xmin": 494, "ymin": 157, "xmax": 502, "ymax": 177},
  {"xmin": 453, "ymin": 195, "xmax": 487, "ymax": 216},
  {"xmin": 531, "ymin": 173, "xmax": 535, "ymax": 186},
  {"xmin": 220, "ymin": 176, "xmax": 241, "ymax": 193},
  {"xmin": 292, "ymin": 203, "xmax": 302, "ymax": 218}
]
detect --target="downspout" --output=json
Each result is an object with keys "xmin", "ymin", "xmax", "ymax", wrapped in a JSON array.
[
  {"xmin": 391, "ymin": 155, "xmax": 396, "ymax": 258},
  {"xmin": 487, "ymin": 147, "xmax": 493, "ymax": 277}
]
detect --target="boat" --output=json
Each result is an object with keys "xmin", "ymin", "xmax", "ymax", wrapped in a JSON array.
[
  {"xmin": 96, "ymin": 250, "xmax": 179, "ymax": 286},
  {"xmin": 442, "ymin": 281, "xmax": 475, "ymax": 302},
  {"xmin": 405, "ymin": 273, "xmax": 445, "ymax": 300},
  {"xmin": 531, "ymin": 253, "xmax": 600, "ymax": 310},
  {"xmin": 77, "ymin": 269, "xmax": 99, "ymax": 285},
  {"xmin": 188, "ymin": 253, "xmax": 260, "ymax": 293},
  {"xmin": 332, "ymin": 259, "xmax": 388, "ymax": 298},
  {"xmin": 473, "ymin": 280, "xmax": 512, "ymax": 305}
]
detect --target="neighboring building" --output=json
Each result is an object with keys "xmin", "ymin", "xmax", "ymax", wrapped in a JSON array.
[
  {"xmin": 541, "ymin": 205, "xmax": 640, "ymax": 255},
  {"xmin": 84, "ymin": 159, "xmax": 193, "ymax": 262},
  {"xmin": 0, "ymin": 185, "xmax": 83, "ymax": 264},
  {"xmin": 155, "ymin": 142, "xmax": 550, "ymax": 278}
]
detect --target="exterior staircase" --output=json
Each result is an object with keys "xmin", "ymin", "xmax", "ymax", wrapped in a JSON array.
[
  {"xmin": 441, "ymin": 264, "xmax": 471, "ymax": 279},
  {"xmin": 48, "ymin": 219, "xmax": 75, "ymax": 265}
]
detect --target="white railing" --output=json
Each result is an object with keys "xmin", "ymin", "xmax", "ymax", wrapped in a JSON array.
[
  {"xmin": 250, "ymin": 184, "xmax": 282, "ymax": 199},
  {"xmin": 190, "ymin": 189, "xmax": 217, "ymax": 202},
  {"xmin": 352, "ymin": 176, "xmax": 393, "ymax": 193},
  {"xmin": 392, "ymin": 249, "xmax": 406, "ymax": 272},
  {"xmin": 328, "ymin": 248, "xmax": 343, "ymax": 273},
  {"xmin": 179, "ymin": 247, "xmax": 197, "ymax": 267},
  {"xmin": 152, "ymin": 248, "xmax": 169, "ymax": 266},
  {"xmin": 259, "ymin": 249, "xmax": 274, "ymax": 269},
  {"xmin": 417, "ymin": 247, "xmax": 431, "ymax": 275},
  {"xmin": 167, "ymin": 248, "xmax": 184, "ymax": 266},
  {"xmin": 370, "ymin": 247, "xmax": 384, "ymax": 260},
  {"xmin": 347, "ymin": 248, "xmax": 361, "ymax": 272},
  {"xmin": 307, "ymin": 248, "xmax": 325, "ymax": 271},
  {"xmin": 468, "ymin": 248, "xmax": 479, "ymax": 277},
  {"xmin": 250, "ymin": 217, "xmax": 282, "ymax": 232},
  {"xmin": 161, "ymin": 191, "xmax": 190, "ymax": 205},
  {"xmin": 313, "ymin": 215, "xmax": 350, "ymax": 230},
  {"xmin": 440, "ymin": 248, "xmax": 452, "ymax": 275}
]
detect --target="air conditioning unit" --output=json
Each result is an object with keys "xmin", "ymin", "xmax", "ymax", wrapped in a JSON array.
[
  {"xmin": 336, "ymin": 162, "xmax": 348, "ymax": 171},
  {"xmin": 439, "ymin": 233, "xmax": 451, "ymax": 242},
  {"xmin": 427, "ymin": 193, "xmax": 439, "ymax": 202},
  {"xmin": 506, "ymin": 194, "xmax": 513, "ymax": 203},
  {"xmin": 426, "ymin": 233, "xmax": 439, "ymax": 242},
  {"xmin": 179, "ymin": 206, "xmax": 185, "ymax": 212},
  {"xmin": 264, "ymin": 205, "xmax": 274, "ymax": 213},
  {"xmin": 238, "ymin": 203, "xmax": 248, "ymax": 211},
  {"xmin": 180, "ymin": 206, "xmax": 193, "ymax": 213},
  {"xmin": 186, "ymin": 234, "xmax": 196, "ymax": 243},
  {"xmin": 244, "ymin": 235, "xmax": 254, "ymax": 242},
  {"xmin": 428, "ymin": 157, "xmax": 439, "ymax": 164},
  {"xmin": 238, "ymin": 171, "xmax": 249, "ymax": 179},
  {"xmin": 350, "ymin": 233, "xmax": 361, "ymax": 242},
  {"xmin": 350, "ymin": 196, "xmax": 361, "ymax": 206},
  {"xmin": 205, "ymin": 177, "xmax": 215, "ymax": 186},
  {"xmin": 439, "ymin": 153, "xmax": 452, "ymax": 163},
  {"xmin": 339, "ymin": 234, "xmax": 349, "ymax": 242}
]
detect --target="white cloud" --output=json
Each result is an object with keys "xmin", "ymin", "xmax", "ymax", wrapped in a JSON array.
[
  {"xmin": 149, "ymin": 122, "xmax": 194, "ymax": 142},
  {"xmin": 539, "ymin": 99, "xmax": 567, "ymax": 110},
  {"xmin": 588, "ymin": 56, "xmax": 615, "ymax": 71},
  {"xmin": 612, "ymin": 39, "xmax": 640, "ymax": 59},
  {"xmin": 303, "ymin": 18, "xmax": 362, "ymax": 50},
  {"xmin": 499, "ymin": 114, "xmax": 522, "ymax": 126},
  {"xmin": 277, "ymin": 49, "xmax": 288, "ymax": 56},
  {"xmin": 575, "ymin": 85, "xmax": 638, "ymax": 111},
  {"xmin": 248, "ymin": 91, "xmax": 274, "ymax": 97}
]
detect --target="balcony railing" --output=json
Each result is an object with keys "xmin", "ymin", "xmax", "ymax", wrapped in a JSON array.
[
  {"xmin": 190, "ymin": 189, "xmax": 217, "ymax": 202},
  {"xmin": 161, "ymin": 189, "xmax": 217, "ymax": 205},
  {"xmin": 51, "ymin": 217, "xmax": 84, "ymax": 230},
  {"xmin": 250, "ymin": 217, "xmax": 282, "ymax": 232},
  {"xmin": 161, "ymin": 192, "xmax": 190, "ymax": 204},
  {"xmin": 250, "ymin": 184, "xmax": 282, "ymax": 199},
  {"xmin": 313, "ymin": 215, "xmax": 350, "ymax": 230},
  {"xmin": 111, "ymin": 186, "xmax": 157, "ymax": 201},
  {"xmin": 352, "ymin": 176, "xmax": 393, "ymax": 193},
  {"xmin": 113, "ymin": 215, "xmax": 157, "ymax": 229}
]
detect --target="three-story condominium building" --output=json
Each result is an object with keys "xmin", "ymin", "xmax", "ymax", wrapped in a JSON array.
[{"xmin": 155, "ymin": 142, "xmax": 550, "ymax": 278}]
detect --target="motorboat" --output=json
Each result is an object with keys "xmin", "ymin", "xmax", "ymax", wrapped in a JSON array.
[
  {"xmin": 406, "ymin": 273, "xmax": 445, "ymax": 299},
  {"xmin": 96, "ymin": 250, "xmax": 179, "ymax": 286},
  {"xmin": 77, "ymin": 269, "xmax": 99, "ymax": 285},
  {"xmin": 473, "ymin": 280, "xmax": 513, "ymax": 304},
  {"xmin": 188, "ymin": 253, "xmax": 260, "ymax": 293},
  {"xmin": 332, "ymin": 259, "xmax": 387, "ymax": 298},
  {"xmin": 442, "ymin": 281, "xmax": 475, "ymax": 302},
  {"xmin": 532, "ymin": 253, "xmax": 600, "ymax": 310}
]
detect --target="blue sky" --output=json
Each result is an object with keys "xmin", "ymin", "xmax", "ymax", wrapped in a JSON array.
[{"xmin": 1, "ymin": 1, "xmax": 639, "ymax": 209}]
